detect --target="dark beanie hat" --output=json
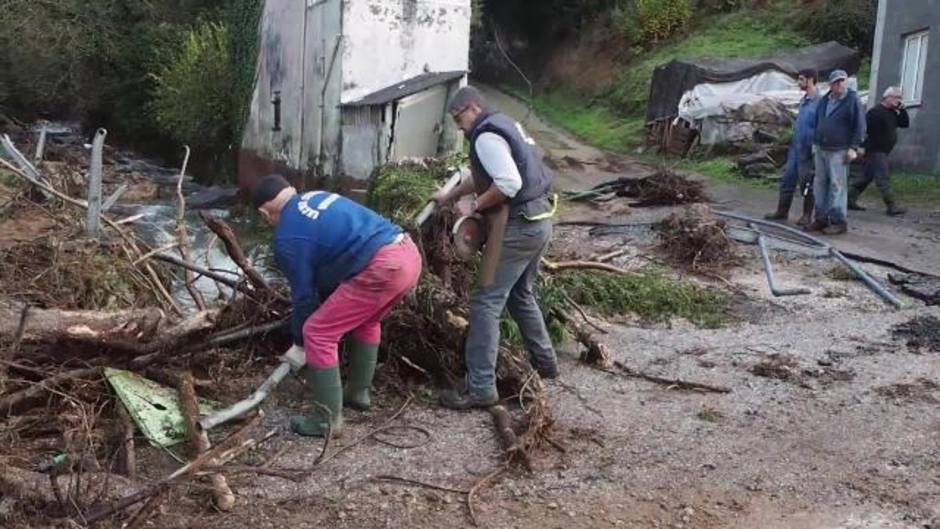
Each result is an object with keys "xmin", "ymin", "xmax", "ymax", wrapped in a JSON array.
[{"xmin": 251, "ymin": 174, "xmax": 291, "ymax": 209}]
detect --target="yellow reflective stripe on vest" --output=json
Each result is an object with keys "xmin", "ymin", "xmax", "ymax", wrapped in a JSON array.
[{"xmin": 523, "ymin": 193, "xmax": 558, "ymax": 222}]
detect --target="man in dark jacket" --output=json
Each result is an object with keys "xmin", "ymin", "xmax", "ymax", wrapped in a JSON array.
[
  {"xmin": 807, "ymin": 69, "xmax": 866, "ymax": 235},
  {"xmin": 849, "ymin": 86, "xmax": 910, "ymax": 216},
  {"xmin": 433, "ymin": 86, "xmax": 558, "ymax": 409}
]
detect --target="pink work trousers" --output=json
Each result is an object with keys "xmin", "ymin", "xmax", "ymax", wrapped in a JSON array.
[{"xmin": 302, "ymin": 235, "xmax": 422, "ymax": 369}]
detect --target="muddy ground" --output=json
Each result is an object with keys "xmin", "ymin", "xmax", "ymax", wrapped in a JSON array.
[
  {"xmin": 8, "ymin": 90, "xmax": 940, "ymax": 528},
  {"xmin": 116, "ymin": 88, "xmax": 939, "ymax": 529}
]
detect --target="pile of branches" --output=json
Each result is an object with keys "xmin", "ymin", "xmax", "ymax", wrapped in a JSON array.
[
  {"xmin": 655, "ymin": 204, "xmax": 738, "ymax": 270},
  {"xmin": 565, "ymin": 169, "xmax": 707, "ymax": 207},
  {"xmin": 0, "ymin": 135, "xmax": 292, "ymax": 527}
]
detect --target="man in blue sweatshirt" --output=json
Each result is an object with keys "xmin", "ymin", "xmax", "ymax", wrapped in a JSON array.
[
  {"xmin": 807, "ymin": 69, "xmax": 866, "ymax": 235},
  {"xmin": 252, "ymin": 175, "xmax": 422, "ymax": 438}
]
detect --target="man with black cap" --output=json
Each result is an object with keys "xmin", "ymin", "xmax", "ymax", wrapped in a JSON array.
[
  {"xmin": 807, "ymin": 69, "xmax": 866, "ymax": 235},
  {"xmin": 252, "ymin": 175, "xmax": 422, "ymax": 437},
  {"xmin": 433, "ymin": 85, "xmax": 559, "ymax": 410}
]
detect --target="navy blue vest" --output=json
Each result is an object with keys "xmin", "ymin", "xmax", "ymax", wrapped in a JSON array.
[{"xmin": 468, "ymin": 110, "xmax": 553, "ymax": 217}]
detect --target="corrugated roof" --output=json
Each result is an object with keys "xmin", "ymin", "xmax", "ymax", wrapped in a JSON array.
[{"xmin": 342, "ymin": 71, "xmax": 466, "ymax": 107}]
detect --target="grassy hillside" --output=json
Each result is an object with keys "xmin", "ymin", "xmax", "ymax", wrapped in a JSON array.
[
  {"xmin": 509, "ymin": 3, "xmax": 940, "ymax": 202},
  {"xmin": 516, "ymin": 6, "xmax": 809, "ymax": 152}
]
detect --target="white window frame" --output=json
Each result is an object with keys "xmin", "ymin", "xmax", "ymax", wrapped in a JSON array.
[{"xmin": 899, "ymin": 30, "xmax": 929, "ymax": 107}]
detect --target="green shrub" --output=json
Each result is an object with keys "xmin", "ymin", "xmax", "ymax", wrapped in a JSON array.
[
  {"xmin": 151, "ymin": 21, "xmax": 238, "ymax": 156},
  {"xmin": 798, "ymin": 0, "xmax": 876, "ymax": 53},
  {"xmin": 635, "ymin": 0, "xmax": 693, "ymax": 45}
]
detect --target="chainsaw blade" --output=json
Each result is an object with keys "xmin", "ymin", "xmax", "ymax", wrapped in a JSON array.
[{"xmin": 452, "ymin": 215, "xmax": 484, "ymax": 261}]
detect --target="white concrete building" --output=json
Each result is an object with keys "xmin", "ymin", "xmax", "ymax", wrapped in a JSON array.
[{"xmin": 238, "ymin": 0, "xmax": 471, "ymax": 189}]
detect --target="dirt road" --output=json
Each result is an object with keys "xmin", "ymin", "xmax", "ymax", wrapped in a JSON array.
[{"xmin": 141, "ymin": 88, "xmax": 940, "ymax": 529}]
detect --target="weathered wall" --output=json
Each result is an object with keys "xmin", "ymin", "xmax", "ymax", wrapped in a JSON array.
[
  {"xmin": 873, "ymin": 0, "xmax": 940, "ymax": 173},
  {"xmin": 240, "ymin": 0, "xmax": 471, "ymax": 187},
  {"xmin": 240, "ymin": 0, "xmax": 305, "ymax": 186},
  {"xmin": 340, "ymin": 0, "xmax": 471, "ymax": 104},
  {"xmin": 241, "ymin": 0, "xmax": 344, "ymax": 188}
]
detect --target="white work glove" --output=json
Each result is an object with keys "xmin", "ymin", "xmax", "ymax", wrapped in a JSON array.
[
  {"xmin": 281, "ymin": 345, "xmax": 306, "ymax": 371},
  {"xmin": 845, "ymin": 148, "xmax": 858, "ymax": 163}
]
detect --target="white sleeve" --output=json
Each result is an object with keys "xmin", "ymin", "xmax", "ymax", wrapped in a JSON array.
[{"xmin": 474, "ymin": 132, "xmax": 522, "ymax": 199}]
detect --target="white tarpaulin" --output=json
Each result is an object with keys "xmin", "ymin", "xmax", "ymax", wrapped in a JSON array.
[{"xmin": 676, "ymin": 72, "xmax": 865, "ymax": 145}]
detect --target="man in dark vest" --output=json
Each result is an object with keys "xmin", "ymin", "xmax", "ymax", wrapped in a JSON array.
[{"xmin": 433, "ymin": 86, "xmax": 558, "ymax": 409}]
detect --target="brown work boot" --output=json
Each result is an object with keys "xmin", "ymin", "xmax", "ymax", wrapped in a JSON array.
[
  {"xmin": 822, "ymin": 222, "xmax": 848, "ymax": 235},
  {"xmin": 796, "ymin": 194, "xmax": 814, "ymax": 227},
  {"xmin": 764, "ymin": 193, "xmax": 794, "ymax": 221},
  {"xmin": 804, "ymin": 219, "xmax": 827, "ymax": 232}
]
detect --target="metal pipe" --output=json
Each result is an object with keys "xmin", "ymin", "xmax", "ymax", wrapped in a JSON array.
[
  {"xmin": 86, "ymin": 128, "xmax": 107, "ymax": 237},
  {"xmin": 34, "ymin": 126, "xmax": 47, "ymax": 162},
  {"xmin": 750, "ymin": 224, "xmax": 810, "ymax": 297},
  {"xmin": 414, "ymin": 170, "xmax": 463, "ymax": 227},
  {"xmin": 199, "ymin": 362, "xmax": 291, "ymax": 430},
  {"xmin": 716, "ymin": 210, "xmax": 904, "ymax": 308},
  {"xmin": 715, "ymin": 210, "xmax": 828, "ymax": 248},
  {"xmin": 830, "ymin": 247, "xmax": 904, "ymax": 308}
]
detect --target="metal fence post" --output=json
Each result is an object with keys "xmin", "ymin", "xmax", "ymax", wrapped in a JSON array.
[{"xmin": 86, "ymin": 128, "xmax": 107, "ymax": 237}]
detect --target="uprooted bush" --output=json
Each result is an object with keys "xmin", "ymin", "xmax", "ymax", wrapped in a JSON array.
[{"xmin": 656, "ymin": 204, "xmax": 739, "ymax": 270}]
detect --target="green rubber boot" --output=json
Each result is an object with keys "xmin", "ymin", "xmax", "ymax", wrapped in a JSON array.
[
  {"xmin": 344, "ymin": 339, "xmax": 378, "ymax": 411},
  {"xmin": 290, "ymin": 365, "xmax": 344, "ymax": 438}
]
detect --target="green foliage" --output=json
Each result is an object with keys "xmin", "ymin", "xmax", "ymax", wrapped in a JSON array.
[
  {"xmin": 226, "ymin": 0, "xmax": 265, "ymax": 139},
  {"xmin": 367, "ymin": 163, "xmax": 443, "ymax": 225},
  {"xmin": 798, "ymin": 0, "xmax": 876, "ymax": 54},
  {"xmin": 883, "ymin": 172, "xmax": 940, "ymax": 205},
  {"xmin": 856, "ymin": 56, "xmax": 872, "ymax": 91},
  {"xmin": 610, "ymin": 8, "xmax": 809, "ymax": 113},
  {"xmin": 634, "ymin": 0, "xmax": 693, "ymax": 46},
  {"xmin": 151, "ymin": 21, "xmax": 238, "ymax": 155},
  {"xmin": 511, "ymin": 88, "xmax": 646, "ymax": 152},
  {"xmin": 544, "ymin": 268, "xmax": 731, "ymax": 328},
  {"xmin": 0, "ymin": 0, "xmax": 261, "ymax": 182}
]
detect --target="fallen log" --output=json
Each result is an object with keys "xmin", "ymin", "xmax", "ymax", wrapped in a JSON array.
[
  {"xmin": 0, "ymin": 302, "xmax": 217, "ymax": 357},
  {"xmin": 0, "ymin": 302, "xmax": 165, "ymax": 346}
]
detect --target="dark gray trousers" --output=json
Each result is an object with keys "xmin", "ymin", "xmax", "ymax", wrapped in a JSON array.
[{"xmin": 465, "ymin": 218, "xmax": 557, "ymax": 400}]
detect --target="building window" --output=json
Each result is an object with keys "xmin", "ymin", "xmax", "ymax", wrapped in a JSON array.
[{"xmin": 900, "ymin": 30, "xmax": 929, "ymax": 106}]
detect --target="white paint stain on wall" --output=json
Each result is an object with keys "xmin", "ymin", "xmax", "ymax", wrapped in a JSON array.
[{"xmin": 340, "ymin": 0, "xmax": 471, "ymax": 104}]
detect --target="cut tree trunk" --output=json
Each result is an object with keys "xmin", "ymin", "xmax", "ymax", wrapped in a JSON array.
[{"xmin": 0, "ymin": 301, "xmax": 217, "ymax": 356}]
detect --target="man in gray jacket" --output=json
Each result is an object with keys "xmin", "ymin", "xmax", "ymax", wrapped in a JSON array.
[
  {"xmin": 433, "ymin": 86, "xmax": 558, "ymax": 409},
  {"xmin": 807, "ymin": 69, "xmax": 866, "ymax": 235}
]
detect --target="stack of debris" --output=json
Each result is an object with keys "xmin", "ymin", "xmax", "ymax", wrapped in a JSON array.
[
  {"xmin": 656, "ymin": 204, "xmax": 738, "ymax": 270},
  {"xmin": 735, "ymin": 143, "xmax": 791, "ymax": 180},
  {"xmin": 565, "ymin": 169, "xmax": 707, "ymax": 207}
]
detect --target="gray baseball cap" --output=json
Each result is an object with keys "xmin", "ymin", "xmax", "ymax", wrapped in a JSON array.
[{"xmin": 828, "ymin": 69, "xmax": 848, "ymax": 83}]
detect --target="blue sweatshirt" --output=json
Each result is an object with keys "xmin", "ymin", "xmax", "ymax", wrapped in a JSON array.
[{"xmin": 273, "ymin": 191, "xmax": 402, "ymax": 345}]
